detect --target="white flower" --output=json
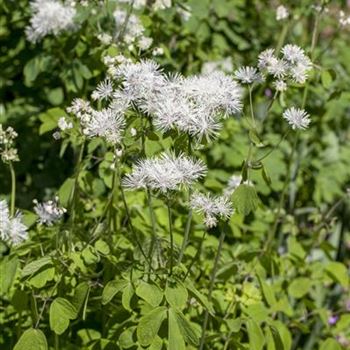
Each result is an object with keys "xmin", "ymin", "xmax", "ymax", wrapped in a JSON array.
[
  {"xmin": 201, "ymin": 57, "xmax": 233, "ymax": 74},
  {"xmin": 83, "ymin": 109, "xmax": 126, "ymax": 144},
  {"xmin": 289, "ymin": 63, "xmax": 311, "ymax": 84},
  {"xmin": 273, "ymin": 80, "xmax": 287, "ymax": 92},
  {"xmin": 224, "ymin": 175, "xmax": 252, "ymax": 196},
  {"xmin": 25, "ymin": 0, "xmax": 77, "ymax": 43},
  {"xmin": 339, "ymin": 11, "xmax": 350, "ymax": 27},
  {"xmin": 152, "ymin": 47, "xmax": 164, "ymax": 56},
  {"xmin": 283, "ymin": 107, "xmax": 310, "ymax": 130},
  {"xmin": 138, "ymin": 36, "xmax": 153, "ymax": 50},
  {"xmin": 117, "ymin": 0, "xmax": 147, "ymax": 9},
  {"xmin": 234, "ymin": 66, "xmax": 262, "ymax": 84},
  {"xmin": 58, "ymin": 117, "xmax": 73, "ymax": 131},
  {"xmin": 153, "ymin": 0, "xmax": 172, "ymax": 10},
  {"xmin": 91, "ymin": 79, "xmax": 114, "ymax": 101},
  {"xmin": 114, "ymin": 10, "xmax": 145, "ymax": 43},
  {"xmin": 258, "ymin": 49, "xmax": 276, "ymax": 70},
  {"xmin": 266, "ymin": 58, "xmax": 288, "ymax": 79},
  {"xmin": 130, "ymin": 127, "xmax": 137, "ymax": 136},
  {"xmin": 97, "ymin": 33, "xmax": 113, "ymax": 45},
  {"xmin": 276, "ymin": 5, "xmax": 289, "ymax": 21},
  {"xmin": 190, "ymin": 192, "xmax": 233, "ymax": 228},
  {"xmin": 33, "ymin": 197, "xmax": 66, "ymax": 225},
  {"xmin": 114, "ymin": 60, "xmax": 166, "ymax": 103},
  {"xmin": 0, "ymin": 200, "xmax": 28, "ymax": 245},
  {"xmin": 282, "ymin": 44, "xmax": 307, "ymax": 65},
  {"xmin": 123, "ymin": 153, "xmax": 207, "ymax": 192}
]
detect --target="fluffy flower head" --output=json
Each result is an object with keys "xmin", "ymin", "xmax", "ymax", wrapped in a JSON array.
[{"xmin": 283, "ymin": 107, "xmax": 310, "ymax": 130}]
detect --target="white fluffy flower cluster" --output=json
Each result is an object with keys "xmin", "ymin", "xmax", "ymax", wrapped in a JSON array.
[
  {"xmin": 276, "ymin": 5, "xmax": 289, "ymax": 21},
  {"xmin": 257, "ymin": 44, "xmax": 312, "ymax": 91},
  {"xmin": 234, "ymin": 66, "xmax": 262, "ymax": 84},
  {"xmin": 25, "ymin": 0, "xmax": 77, "ymax": 43},
  {"xmin": 190, "ymin": 192, "xmax": 233, "ymax": 228},
  {"xmin": 283, "ymin": 107, "xmax": 310, "ymax": 130},
  {"xmin": 33, "ymin": 197, "xmax": 66, "ymax": 225},
  {"xmin": 122, "ymin": 153, "xmax": 206, "ymax": 192},
  {"xmin": 0, "ymin": 124, "xmax": 19, "ymax": 163},
  {"xmin": 107, "ymin": 59, "xmax": 242, "ymax": 141},
  {"xmin": 113, "ymin": 9, "xmax": 153, "ymax": 50},
  {"xmin": 0, "ymin": 200, "xmax": 28, "ymax": 245},
  {"xmin": 65, "ymin": 97, "xmax": 127, "ymax": 144},
  {"xmin": 339, "ymin": 11, "xmax": 350, "ymax": 27}
]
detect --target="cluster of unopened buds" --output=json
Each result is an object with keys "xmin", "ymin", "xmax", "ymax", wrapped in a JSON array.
[{"xmin": 0, "ymin": 124, "xmax": 19, "ymax": 163}]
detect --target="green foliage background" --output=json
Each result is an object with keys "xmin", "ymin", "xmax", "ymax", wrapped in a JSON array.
[{"xmin": 1, "ymin": 0, "xmax": 350, "ymax": 349}]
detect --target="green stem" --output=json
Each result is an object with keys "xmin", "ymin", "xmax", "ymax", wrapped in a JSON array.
[
  {"xmin": 167, "ymin": 198, "xmax": 174, "ymax": 276},
  {"xmin": 54, "ymin": 333, "xmax": 59, "ymax": 350},
  {"xmin": 248, "ymin": 86, "xmax": 256, "ymax": 128},
  {"xmin": 9, "ymin": 162, "xmax": 16, "ymax": 217},
  {"xmin": 199, "ymin": 226, "xmax": 226, "ymax": 350},
  {"xmin": 178, "ymin": 135, "xmax": 193, "ymax": 265},
  {"xmin": 264, "ymin": 133, "xmax": 299, "ymax": 252},
  {"xmin": 256, "ymin": 130, "xmax": 290, "ymax": 163},
  {"xmin": 275, "ymin": 22, "xmax": 289, "ymax": 54},
  {"xmin": 146, "ymin": 188, "xmax": 157, "ymax": 256}
]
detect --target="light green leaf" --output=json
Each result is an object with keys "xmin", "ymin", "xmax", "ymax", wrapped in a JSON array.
[
  {"xmin": 319, "ymin": 338, "xmax": 342, "ymax": 350},
  {"xmin": 22, "ymin": 257, "xmax": 52, "ymax": 278},
  {"xmin": 246, "ymin": 319, "xmax": 265, "ymax": 350},
  {"xmin": 288, "ymin": 278, "xmax": 311, "ymax": 299},
  {"xmin": 165, "ymin": 281, "xmax": 188, "ymax": 310},
  {"xmin": 325, "ymin": 262, "xmax": 349, "ymax": 288},
  {"xmin": 94, "ymin": 240, "xmax": 110, "ymax": 255},
  {"xmin": 102, "ymin": 280, "xmax": 128, "ymax": 305},
  {"xmin": 0, "ymin": 256, "xmax": 18, "ymax": 294},
  {"xmin": 168, "ymin": 308, "xmax": 186, "ymax": 350},
  {"xmin": 122, "ymin": 283, "xmax": 135, "ymax": 311},
  {"xmin": 232, "ymin": 184, "xmax": 260, "ymax": 216},
  {"xmin": 14, "ymin": 328, "xmax": 48, "ymax": 350},
  {"xmin": 136, "ymin": 306, "xmax": 167, "ymax": 346},
  {"xmin": 136, "ymin": 281, "xmax": 163, "ymax": 307},
  {"xmin": 27, "ymin": 267, "xmax": 55, "ymax": 288},
  {"xmin": 184, "ymin": 280, "xmax": 214, "ymax": 315},
  {"xmin": 49, "ymin": 297, "xmax": 77, "ymax": 335},
  {"xmin": 168, "ymin": 308, "xmax": 200, "ymax": 347}
]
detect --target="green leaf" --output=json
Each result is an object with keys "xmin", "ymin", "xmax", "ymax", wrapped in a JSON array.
[
  {"xmin": 58, "ymin": 178, "xmax": 75, "ymax": 207},
  {"xmin": 102, "ymin": 280, "xmax": 128, "ymax": 305},
  {"xmin": 168, "ymin": 308, "xmax": 186, "ymax": 350},
  {"xmin": 47, "ymin": 88, "xmax": 64, "ymax": 105},
  {"xmin": 321, "ymin": 70, "xmax": 333, "ymax": 89},
  {"xmin": 72, "ymin": 282, "xmax": 89, "ymax": 313},
  {"xmin": 270, "ymin": 321, "xmax": 292, "ymax": 350},
  {"xmin": 232, "ymin": 184, "xmax": 260, "ymax": 216},
  {"xmin": 165, "ymin": 281, "xmax": 188, "ymax": 310},
  {"xmin": 184, "ymin": 280, "xmax": 214, "ymax": 315},
  {"xmin": 94, "ymin": 240, "xmax": 110, "ymax": 255},
  {"xmin": 38, "ymin": 108, "xmax": 66, "ymax": 135},
  {"xmin": 14, "ymin": 328, "xmax": 48, "ymax": 350},
  {"xmin": 288, "ymin": 278, "xmax": 311, "ymax": 299},
  {"xmin": 49, "ymin": 297, "xmax": 77, "ymax": 335},
  {"xmin": 257, "ymin": 275, "xmax": 276, "ymax": 306},
  {"xmin": 22, "ymin": 257, "xmax": 53, "ymax": 278},
  {"xmin": 27, "ymin": 267, "xmax": 55, "ymax": 288},
  {"xmin": 122, "ymin": 283, "xmax": 135, "ymax": 311},
  {"xmin": 246, "ymin": 319, "xmax": 265, "ymax": 350},
  {"xmin": 168, "ymin": 308, "xmax": 200, "ymax": 346},
  {"xmin": 319, "ymin": 338, "xmax": 342, "ymax": 350},
  {"xmin": 136, "ymin": 306, "xmax": 167, "ymax": 346},
  {"xmin": 136, "ymin": 281, "xmax": 163, "ymax": 307},
  {"xmin": 325, "ymin": 262, "xmax": 349, "ymax": 288},
  {"xmin": 0, "ymin": 256, "xmax": 18, "ymax": 294}
]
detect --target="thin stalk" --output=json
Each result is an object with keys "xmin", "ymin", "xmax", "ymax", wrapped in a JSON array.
[
  {"xmin": 199, "ymin": 226, "xmax": 226, "ymax": 350},
  {"xmin": 167, "ymin": 198, "xmax": 174, "ymax": 276},
  {"xmin": 178, "ymin": 135, "xmax": 193, "ymax": 264},
  {"xmin": 146, "ymin": 188, "xmax": 157, "ymax": 256},
  {"xmin": 248, "ymin": 86, "xmax": 256, "ymax": 128},
  {"xmin": 275, "ymin": 22, "xmax": 289, "ymax": 54},
  {"xmin": 256, "ymin": 130, "xmax": 290, "ymax": 163},
  {"xmin": 116, "ymin": 163, "xmax": 153, "ymax": 270},
  {"xmin": 183, "ymin": 230, "xmax": 207, "ymax": 281},
  {"xmin": 70, "ymin": 140, "xmax": 85, "ymax": 225},
  {"xmin": 264, "ymin": 133, "xmax": 299, "ymax": 252},
  {"xmin": 9, "ymin": 162, "xmax": 16, "ymax": 217},
  {"xmin": 54, "ymin": 333, "xmax": 59, "ymax": 350}
]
